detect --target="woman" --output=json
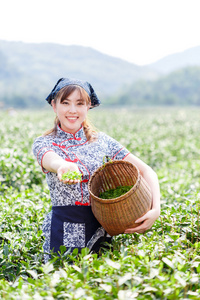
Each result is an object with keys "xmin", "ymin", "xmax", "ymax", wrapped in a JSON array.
[{"xmin": 32, "ymin": 78, "xmax": 160, "ymax": 262}]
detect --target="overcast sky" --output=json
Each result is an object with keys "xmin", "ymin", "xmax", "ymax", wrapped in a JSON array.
[{"xmin": 1, "ymin": 0, "xmax": 200, "ymax": 65}]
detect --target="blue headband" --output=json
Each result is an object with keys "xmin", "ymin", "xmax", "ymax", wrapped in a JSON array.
[{"xmin": 46, "ymin": 78, "xmax": 100, "ymax": 108}]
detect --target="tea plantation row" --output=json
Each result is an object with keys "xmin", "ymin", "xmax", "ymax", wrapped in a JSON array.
[{"xmin": 0, "ymin": 107, "xmax": 199, "ymax": 299}]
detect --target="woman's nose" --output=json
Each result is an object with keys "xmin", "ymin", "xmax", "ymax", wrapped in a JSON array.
[{"xmin": 69, "ymin": 104, "xmax": 77, "ymax": 113}]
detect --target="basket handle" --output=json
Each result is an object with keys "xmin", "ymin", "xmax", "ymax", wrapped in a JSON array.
[{"xmin": 103, "ymin": 156, "xmax": 113, "ymax": 164}]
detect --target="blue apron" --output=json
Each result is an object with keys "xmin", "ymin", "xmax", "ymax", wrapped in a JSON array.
[{"xmin": 50, "ymin": 206, "xmax": 110, "ymax": 254}]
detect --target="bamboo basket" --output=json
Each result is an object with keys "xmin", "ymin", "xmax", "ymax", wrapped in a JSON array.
[{"xmin": 88, "ymin": 160, "xmax": 152, "ymax": 236}]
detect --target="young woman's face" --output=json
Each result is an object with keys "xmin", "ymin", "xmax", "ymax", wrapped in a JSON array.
[{"xmin": 52, "ymin": 89, "xmax": 90, "ymax": 133}]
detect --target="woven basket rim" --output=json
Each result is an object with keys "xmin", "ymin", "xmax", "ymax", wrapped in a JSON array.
[{"xmin": 88, "ymin": 160, "xmax": 141, "ymax": 204}]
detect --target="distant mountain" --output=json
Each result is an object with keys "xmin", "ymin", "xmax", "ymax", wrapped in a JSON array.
[
  {"xmin": 0, "ymin": 40, "xmax": 158, "ymax": 108},
  {"xmin": 1, "ymin": 40, "xmax": 200, "ymax": 108},
  {"xmin": 112, "ymin": 66, "xmax": 200, "ymax": 106},
  {"xmin": 149, "ymin": 45, "xmax": 200, "ymax": 73}
]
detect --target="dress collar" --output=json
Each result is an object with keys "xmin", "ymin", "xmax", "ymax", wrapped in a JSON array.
[{"xmin": 56, "ymin": 124, "xmax": 86, "ymax": 141}]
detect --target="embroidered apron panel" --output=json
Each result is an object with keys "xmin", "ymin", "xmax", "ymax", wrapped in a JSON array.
[{"xmin": 63, "ymin": 222, "xmax": 85, "ymax": 248}]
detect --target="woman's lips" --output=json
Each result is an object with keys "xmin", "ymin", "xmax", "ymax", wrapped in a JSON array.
[{"xmin": 66, "ymin": 116, "xmax": 78, "ymax": 123}]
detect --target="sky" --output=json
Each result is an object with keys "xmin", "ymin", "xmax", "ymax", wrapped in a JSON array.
[{"xmin": 0, "ymin": 0, "xmax": 200, "ymax": 65}]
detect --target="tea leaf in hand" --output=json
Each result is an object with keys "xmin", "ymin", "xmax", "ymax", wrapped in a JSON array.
[{"xmin": 61, "ymin": 171, "xmax": 82, "ymax": 181}]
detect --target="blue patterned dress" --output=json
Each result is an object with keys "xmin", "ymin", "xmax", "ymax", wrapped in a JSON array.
[{"xmin": 32, "ymin": 125, "xmax": 130, "ymax": 262}]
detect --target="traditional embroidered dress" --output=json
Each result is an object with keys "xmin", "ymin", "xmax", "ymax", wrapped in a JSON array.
[{"xmin": 33, "ymin": 125, "xmax": 130, "ymax": 262}]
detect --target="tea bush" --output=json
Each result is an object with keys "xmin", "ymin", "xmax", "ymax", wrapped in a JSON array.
[{"xmin": 0, "ymin": 107, "xmax": 199, "ymax": 299}]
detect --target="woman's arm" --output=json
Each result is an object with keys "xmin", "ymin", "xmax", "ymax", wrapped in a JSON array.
[
  {"xmin": 123, "ymin": 153, "xmax": 160, "ymax": 234},
  {"xmin": 42, "ymin": 151, "xmax": 81, "ymax": 184}
]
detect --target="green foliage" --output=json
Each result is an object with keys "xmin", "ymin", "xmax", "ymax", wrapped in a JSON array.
[
  {"xmin": 99, "ymin": 186, "xmax": 132, "ymax": 199},
  {"xmin": 0, "ymin": 108, "xmax": 199, "ymax": 299},
  {"xmin": 61, "ymin": 171, "xmax": 82, "ymax": 181}
]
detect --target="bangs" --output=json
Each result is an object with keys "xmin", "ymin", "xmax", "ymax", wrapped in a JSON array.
[{"xmin": 56, "ymin": 85, "xmax": 90, "ymax": 104}]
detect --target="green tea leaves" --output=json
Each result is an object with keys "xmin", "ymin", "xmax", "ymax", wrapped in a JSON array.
[
  {"xmin": 99, "ymin": 186, "xmax": 132, "ymax": 199},
  {"xmin": 0, "ymin": 108, "xmax": 199, "ymax": 299},
  {"xmin": 61, "ymin": 171, "xmax": 82, "ymax": 181}
]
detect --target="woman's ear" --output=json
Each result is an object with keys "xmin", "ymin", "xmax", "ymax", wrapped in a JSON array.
[{"xmin": 51, "ymin": 99, "xmax": 57, "ymax": 113}]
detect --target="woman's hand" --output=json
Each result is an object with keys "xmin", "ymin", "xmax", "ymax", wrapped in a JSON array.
[
  {"xmin": 42, "ymin": 152, "xmax": 81, "ymax": 184},
  {"xmin": 124, "ymin": 208, "xmax": 160, "ymax": 234},
  {"xmin": 57, "ymin": 162, "xmax": 81, "ymax": 185},
  {"xmin": 123, "ymin": 154, "xmax": 161, "ymax": 234}
]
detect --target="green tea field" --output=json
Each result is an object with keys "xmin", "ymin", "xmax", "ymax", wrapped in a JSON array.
[{"xmin": 0, "ymin": 107, "xmax": 199, "ymax": 299}]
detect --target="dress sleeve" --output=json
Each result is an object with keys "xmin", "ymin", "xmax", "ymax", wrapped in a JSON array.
[
  {"xmin": 32, "ymin": 135, "xmax": 54, "ymax": 173},
  {"xmin": 100, "ymin": 133, "xmax": 130, "ymax": 161}
]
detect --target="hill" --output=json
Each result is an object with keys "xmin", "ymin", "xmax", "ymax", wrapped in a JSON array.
[
  {"xmin": 0, "ymin": 40, "xmax": 157, "ymax": 108},
  {"xmin": 1, "ymin": 40, "xmax": 200, "ymax": 108},
  {"xmin": 149, "ymin": 45, "xmax": 200, "ymax": 74},
  {"xmin": 111, "ymin": 66, "xmax": 200, "ymax": 106}
]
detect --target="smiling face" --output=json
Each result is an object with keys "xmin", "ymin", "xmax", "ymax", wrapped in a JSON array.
[{"xmin": 52, "ymin": 86, "xmax": 91, "ymax": 134}]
